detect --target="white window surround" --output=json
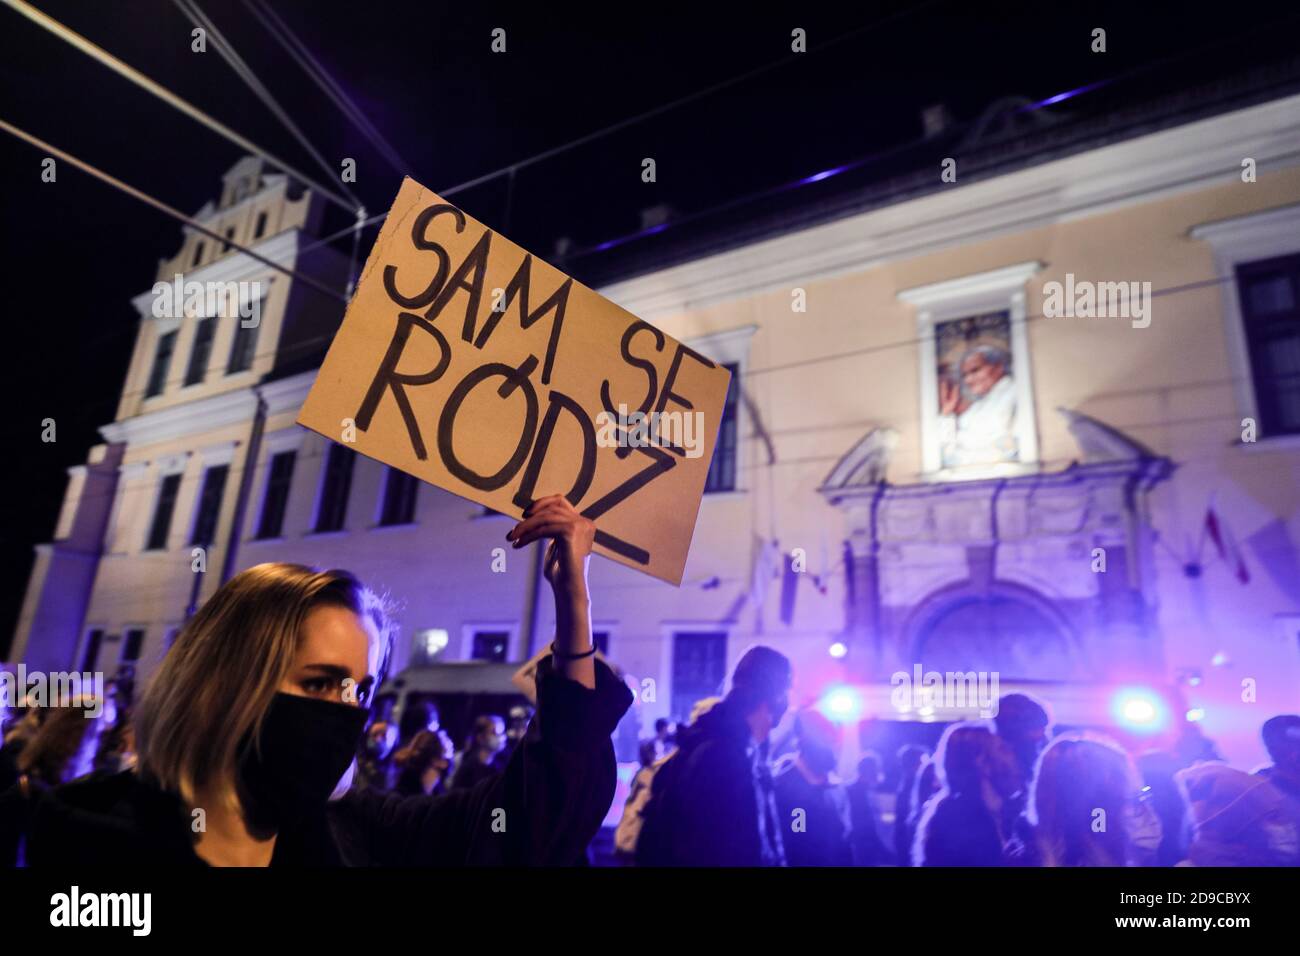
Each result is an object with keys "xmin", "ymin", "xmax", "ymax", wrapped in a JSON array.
[
  {"xmin": 1190, "ymin": 203, "xmax": 1300, "ymax": 441},
  {"xmin": 460, "ymin": 622, "xmax": 520, "ymax": 661},
  {"xmin": 261, "ymin": 426, "xmax": 307, "ymax": 455},
  {"xmin": 155, "ymin": 453, "xmax": 190, "ymax": 477},
  {"xmin": 898, "ymin": 261, "xmax": 1044, "ymax": 480},
  {"xmin": 198, "ymin": 440, "xmax": 239, "ymax": 467},
  {"xmin": 657, "ymin": 621, "xmax": 734, "ymax": 714}
]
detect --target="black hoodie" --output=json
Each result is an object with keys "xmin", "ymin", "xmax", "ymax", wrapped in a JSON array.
[
  {"xmin": 635, "ymin": 697, "xmax": 784, "ymax": 866},
  {"xmin": 17, "ymin": 657, "xmax": 630, "ymax": 867}
]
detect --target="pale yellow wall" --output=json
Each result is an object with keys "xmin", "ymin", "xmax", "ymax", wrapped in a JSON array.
[{"xmin": 42, "ymin": 154, "xmax": 1300, "ymax": 767}]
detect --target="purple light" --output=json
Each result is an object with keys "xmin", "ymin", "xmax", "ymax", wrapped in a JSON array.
[
  {"xmin": 1111, "ymin": 687, "xmax": 1168, "ymax": 734},
  {"xmin": 819, "ymin": 685, "xmax": 862, "ymax": 722},
  {"xmin": 798, "ymin": 165, "xmax": 850, "ymax": 186},
  {"xmin": 1020, "ymin": 79, "xmax": 1111, "ymax": 113}
]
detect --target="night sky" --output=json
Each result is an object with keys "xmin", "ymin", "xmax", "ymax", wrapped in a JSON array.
[{"xmin": 3, "ymin": 0, "xmax": 1298, "ymax": 652}]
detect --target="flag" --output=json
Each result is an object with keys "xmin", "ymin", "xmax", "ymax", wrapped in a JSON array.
[
  {"xmin": 1205, "ymin": 506, "xmax": 1250, "ymax": 584},
  {"xmin": 748, "ymin": 537, "xmax": 783, "ymax": 632},
  {"xmin": 780, "ymin": 552, "xmax": 799, "ymax": 627}
]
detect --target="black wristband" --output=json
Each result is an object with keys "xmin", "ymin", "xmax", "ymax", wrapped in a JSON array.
[{"xmin": 551, "ymin": 640, "xmax": 597, "ymax": 660}]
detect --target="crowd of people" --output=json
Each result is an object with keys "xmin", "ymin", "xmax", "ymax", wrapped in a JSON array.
[
  {"xmin": 1, "ymin": 539, "xmax": 1297, "ymax": 869},
  {"xmin": 1, "ymin": 495, "xmax": 632, "ymax": 867},
  {"xmin": 614, "ymin": 647, "xmax": 1300, "ymax": 867}
]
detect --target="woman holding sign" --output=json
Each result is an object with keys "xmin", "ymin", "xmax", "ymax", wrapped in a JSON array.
[{"xmin": 24, "ymin": 495, "xmax": 631, "ymax": 866}]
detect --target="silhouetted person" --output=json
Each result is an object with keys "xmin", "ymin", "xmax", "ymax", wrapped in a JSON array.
[
  {"xmin": 1257, "ymin": 714, "xmax": 1300, "ymax": 804},
  {"xmin": 393, "ymin": 729, "xmax": 454, "ymax": 797},
  {"xmin": 994, "ymin": 693, "xmax": 1050, "ymax": 802},
  {"xmin": 354, "ymin": 720, "xmax": 397, "ymax": 792},
  {"xmin": 902, "ymin": 758, "xmax": 941, "ymax": 865},
  {"xmin": 636, "ymin": 646, "xmax": 792, "ymax": 866},
  {"xmin": 913, "ymin": 723, "xmax": 1022, "ymax": 866},
  {"xmin": 893, "ymin": 744, "xmax": 928, "ymax": 866},
  {"xmin": 1, "ymin": 697, "xmax": 108, "ymax": 867},
  {"xmin": 846, "ymin": 752, "xmax": 891, "ymax": 866},
  {"xmin": 398, "ymin": 699, "xmax": 441, "ymax": 748},
  {"xmin": 774, "ymin": 709, "xmax": 853, "ymax": 866},
  {"xmin": 638, "ymin": 717, "xmax": 675, "ymax": 767},
  {"xmin": 1180, "ymin": 762, "xmax": 1298, "ymax": 866},
  {"xmin": 451, "ymin": 715, "xmax": 506, "ymax": 791},
  {"xmin": 1136, "ymin": 750, "xmax": 1192, "ymax": 866}
]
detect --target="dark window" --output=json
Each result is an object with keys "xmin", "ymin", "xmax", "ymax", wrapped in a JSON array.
[
  {"xmin": 257, "ymin": 451, "xmax": 296, "ymax": 539},
  {"xmin": 704, "ymin": 361, "xmax": 740, "ymax": 493},
  {"xmin": 191, "ymin": 241, "xmax": 204, "ymax": 266},
  {"xmin": 379, "ymin": 467, "xmax": 419, "ymax": 526},
  {"xmin": 190, "ymin": 464, "xmax": 229, "ymax": 545},
  {"xmin": 145, "ymin": 330, "xmax": 177, "ymax": 398},
  {"xmin": 184, "ymin": 318, "xmax": 216, "ymax": 386},
  {"xmin": 221, "ymin": 226, "xmax": 236, "ymax": 252},
  {"xmin": 314, "ymin": 444, "xmax": 355, "ymax": 532},
  {"xmin": 671, "ymin": 631, "xmax": 728, "ymax": 724},
  {"xmin": 254, "ymin": 211, "xmax": 268, "ymax": 239},
  {"xmin": 227, "ymin": 303, "xmax": 262, "ymax": 374},
  {"xmin": 81, "ymin": 629, "xmax": 103, "ymax": 672},
  {"xmin": 1238, "ymin": 252, "xmax": 1300, "ymax": 437},
  {"xmin": 470, "ymin": 630, "xmax": 511, "ymax": 662},
  {"xmin": 145, "ymin": 473, "xmax": 183, "ymax": 551},
  {"xmin": 122, "ymin": 628, "xmax": 145, "ymax": 663}
]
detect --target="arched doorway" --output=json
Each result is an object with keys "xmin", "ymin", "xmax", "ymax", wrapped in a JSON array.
[{"xmin": 911, "ymin": 591, "xmax": 1075, "ymax": 680}]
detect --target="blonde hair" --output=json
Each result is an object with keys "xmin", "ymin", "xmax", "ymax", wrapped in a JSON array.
[
  {"xmin": 133, "ymin": 563, "xmax": 393, "ymax": 808},
  {"xmin": 1029, "ymin": 734, "xmax": 1136, "ymax": 867}
]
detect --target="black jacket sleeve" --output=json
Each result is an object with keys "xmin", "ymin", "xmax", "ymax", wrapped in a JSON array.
[
  {"xmin": 675, "ymin": 743, "xmax": 764, "ymax": 866},
  {"xmin": 330, "ymin": 655, "xmax": 631, "ymax": 865}
]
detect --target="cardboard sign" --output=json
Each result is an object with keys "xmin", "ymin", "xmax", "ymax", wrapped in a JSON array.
[{"xmin": 297, "ymin": 177, "xmax": 731, "ymax": 585}]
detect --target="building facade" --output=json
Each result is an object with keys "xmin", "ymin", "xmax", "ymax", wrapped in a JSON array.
[{"xmin": 14, "ymin": 93, "xmax": 1300, "ymax": 768}]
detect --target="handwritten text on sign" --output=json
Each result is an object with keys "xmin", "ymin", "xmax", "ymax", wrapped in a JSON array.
[{"xmin": 297, "ymin": 178, "xmax": 731, "ymax": 585}]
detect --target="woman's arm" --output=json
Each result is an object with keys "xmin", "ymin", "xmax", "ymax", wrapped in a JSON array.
[
  {"xmin": 337, "ymin": 655, "xmax": 631, "ymax": 865},
  {"xmin": 336, "ymin": 496, "xmax": 631, "ymax": 864},
  {"xmin": 505, "ymin": 494, "xmax": 596, "ymax": 689}
]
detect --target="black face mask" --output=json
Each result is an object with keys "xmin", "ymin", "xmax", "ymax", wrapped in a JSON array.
[{"xmin": 237, "ymin": 692, "xmax": 368, "ymax": 831}]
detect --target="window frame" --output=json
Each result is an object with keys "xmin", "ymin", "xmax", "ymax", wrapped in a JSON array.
[
  {"xmin": 460, "ymin": 622, "xmax": 520, "ymax": 662},
  {"xmin": 256, "ymin": 449, "xmax": 298, "ymax": 540},
  {"xmin": 144, "ymin": 471, "xmax": 184, "ymax": 551},
  {"xmin": 312, "ymin": 442, "xmax": 356, "ymax": 534},
  {"xmin": 899, "ymin": 261, "xmax": 1043, "ymax": 480},
  {"xmin": 145, "ymin": 329, "xmax": 178, "ymax": 398},
  {"xmin": 183, "ymin": 316, "xmax": 217, "ymax": 387},
  {"xmin": 1192, "ymin": 204, "xmax": 1300, "ymax": 446}
]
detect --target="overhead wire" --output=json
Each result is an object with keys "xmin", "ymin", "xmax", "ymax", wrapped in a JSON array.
[
  {"xmin": 170, "ymin": 0, "xmax": 362, "ymax": 209},
  {"xmin": 0, "ymin": 0, "xmax": 360, "ymax": 214},
  {"xmin": 240, "ymin": 0, "xmax": 411, "ymax": 177},
  {"xmin": 0, "ymin": 116, "xmax": 349, "ymax": 304}
]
